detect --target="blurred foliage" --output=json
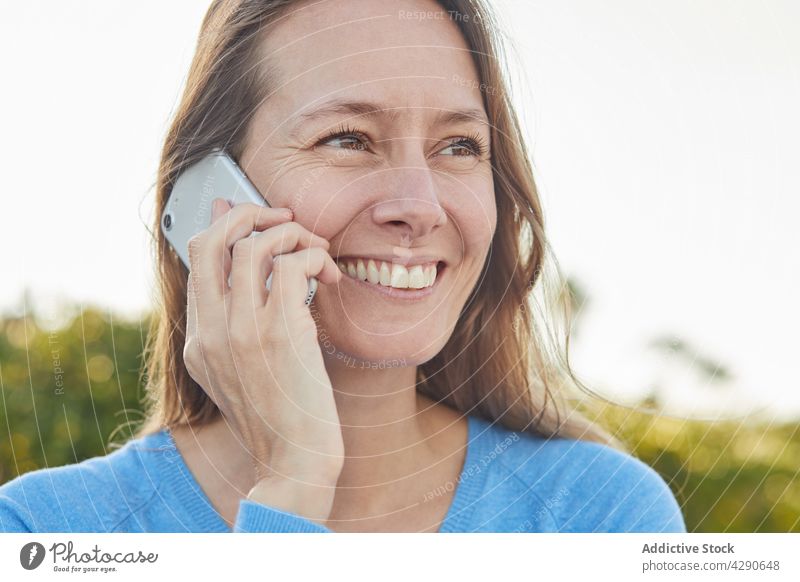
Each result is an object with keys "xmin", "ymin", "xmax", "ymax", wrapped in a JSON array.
[
  {"xmin": 0, "ymin": 305, "xmax": 150, "ymax": 482},
  {"xmin": 587, "ymin": 403, "xmax": 800, "ymax": 532},
  {"xmin": 1, "ymin": 303, "xmax": 798, "ymax": 532}
]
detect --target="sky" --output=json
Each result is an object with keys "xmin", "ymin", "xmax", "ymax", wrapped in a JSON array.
[{"xmin": 1, "ymin": 1, "xmax": 798, "ymax": 419}]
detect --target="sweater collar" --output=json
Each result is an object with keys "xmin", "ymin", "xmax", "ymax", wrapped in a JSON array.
[
  {"xmin": 146, "ymin": 428, "xmax": 230, "ymax": 532},
  {"xmin": 438, "ymin": 413, "xmax": 493, "ymax": 532},
  {"xmin": 144, "ymin": 413, "xmax": 492, "ymax": 533}
]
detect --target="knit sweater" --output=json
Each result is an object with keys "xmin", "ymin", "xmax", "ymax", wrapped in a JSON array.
[{"xmin": 0, "ymin": 414, "xmax": 686, "ymax": 533}]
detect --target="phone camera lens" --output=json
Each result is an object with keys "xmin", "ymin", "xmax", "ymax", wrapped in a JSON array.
[{"xmin": 163, "ymin": 213, "xmax": 173, "ymax": 230}]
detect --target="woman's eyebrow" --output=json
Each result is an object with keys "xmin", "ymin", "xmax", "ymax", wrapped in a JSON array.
[{"xmin": 288, "ymin": 99, "xmax": 489, "ymax": 136}]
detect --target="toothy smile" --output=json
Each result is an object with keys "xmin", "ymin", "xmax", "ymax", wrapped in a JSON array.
[{"xmin": 334, "ymin": 257, "xmax": 444, "ymax": 290}]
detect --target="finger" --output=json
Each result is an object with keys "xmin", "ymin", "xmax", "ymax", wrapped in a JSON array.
[
  {"xmin": 229, "ymin": 222, "xmax": 331, "ymax": 322},
  {"xmin": 184, "ymin": 270, "xmax": 219, "ymax": 408},
  {"xmin": 186, "ymin": 268, "xmax": 198, "ymax": 340},
  {"xmin": 210, "ymin": 197, "xmax": 232, "ymax": 223},
  {"xmin": 215, "ymin": 202, "xmax": 295, "ymax": 247},
  {"xmin": 265, "ymin": 247, "xmax": 342, "ymax": 322},
  {"xmin": 196, "ymin": 202, "xmax": 294, "ymax": 305},
  {"xmin": 187, "ymin": 233, "xmax": 229, "ymax": 347},
  {"xmin": 208, "ymin": 199, "xmax": 232, "ymax": 279}
]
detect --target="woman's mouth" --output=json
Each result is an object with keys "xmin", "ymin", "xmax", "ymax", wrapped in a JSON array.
[{"xmin": 334, "ymin": 257, "xmax": 446, "ymax": 299}]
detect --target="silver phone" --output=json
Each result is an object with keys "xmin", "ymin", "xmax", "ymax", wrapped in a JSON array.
[{"xmin": 160, "ymin": 148, "xmax": 318, "ymax": 305}]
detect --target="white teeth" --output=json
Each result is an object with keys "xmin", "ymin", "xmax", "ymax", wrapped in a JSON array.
[
  {"xmin": 379, "ymin": 261, "xmax": 391, "ymax": 286},
  {"xmin": 366, "ymin": 259, "xmax": 380, "ymax": 284},
  {"xmin": 408, "ymin": 265, "xmax": 426, "ymax": 289},
  {"xmin": 390, "ymin": 264, "xmax": 409, "ymax": 288},
  {"xmin": 336, "ymin": 258, "xmax": 440, "ymax": 290}
]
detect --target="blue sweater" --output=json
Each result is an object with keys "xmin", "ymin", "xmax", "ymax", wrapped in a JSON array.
[{"xmin": 0, "ymin": 414, "xmax": 686, "ymax": 533}]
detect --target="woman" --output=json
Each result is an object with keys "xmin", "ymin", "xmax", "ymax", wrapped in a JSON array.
[{"xmin": 0, "ymin": 0, "xmax": 685, "ymax": 533}]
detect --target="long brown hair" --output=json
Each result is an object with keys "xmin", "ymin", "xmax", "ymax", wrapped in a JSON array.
[{"xmin": 136, "ymin": 0, "xmax": 620, "ymax": 448}]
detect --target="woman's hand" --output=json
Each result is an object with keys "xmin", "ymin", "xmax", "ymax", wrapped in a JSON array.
[{"xmin": 182, "ymin": 197, "xmax": 345, "ymax": 524}]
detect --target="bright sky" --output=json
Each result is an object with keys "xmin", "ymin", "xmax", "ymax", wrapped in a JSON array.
[{"xmin": 2, "ymin": 1, "xmax": 798, "ymax": 419}]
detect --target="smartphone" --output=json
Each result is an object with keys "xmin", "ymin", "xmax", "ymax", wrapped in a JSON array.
[{"xmin": 160, "ymin": 148, "xmax": 318, "ymax": 305}]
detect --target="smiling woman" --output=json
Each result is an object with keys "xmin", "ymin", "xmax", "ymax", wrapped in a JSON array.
[{"xmin": 0, "ymin": 0, "xmax": 685, "ymax": 533}]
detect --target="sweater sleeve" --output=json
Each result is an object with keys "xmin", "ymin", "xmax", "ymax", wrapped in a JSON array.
[
  {"xmin": 233, "ymin": 499, "xmax": 333, "ymax": 533},
  {"xmin": 609, "ymin": 462, "xmax": 687, "ymax": 533},
  {"xmin": 0, "ymin": 493, "xmax": 32, "ymax": 532},
  {"xmin": 553, "ymin": 442, "xmax": 687, "ymax": 533}
]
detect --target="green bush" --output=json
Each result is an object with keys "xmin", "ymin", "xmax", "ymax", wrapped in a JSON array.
[{"xmin": 0, "ymin": 305, "xmax": 150, "ymax": 481}]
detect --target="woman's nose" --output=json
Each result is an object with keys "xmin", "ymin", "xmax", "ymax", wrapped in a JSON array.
[{"xmin": 371, "ymin": 168, "xmax": 448, "ymax": 240}]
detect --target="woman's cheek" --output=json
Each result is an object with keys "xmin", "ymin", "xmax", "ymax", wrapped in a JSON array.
[
  {"xmin": 448, "ymin": 183, "xmax": 497, "ymax": 248},
  {"xmin": 269, "ymin": 169, "xmax": 366, "ymax": 240},
  {"xmin": 303, "ymin": 191, "xmax": 366, "ymax": 240}
]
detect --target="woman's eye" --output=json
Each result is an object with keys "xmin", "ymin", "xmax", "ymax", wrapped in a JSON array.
[
  {"xmin": 439, "ymin": 137, "xmax": 486, "ymax": 157},
  {"xmin": 316, "ymin": 127, "xmax": 369, "ymax": 151},
  {"xmin": 325, "ymin": 135, "xmax": 367, "ymax": 150}
]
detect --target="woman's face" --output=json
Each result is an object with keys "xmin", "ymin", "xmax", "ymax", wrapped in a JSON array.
[{"xmin": 240, "ymin": 0, "xmax": 496, "ymax": 366}]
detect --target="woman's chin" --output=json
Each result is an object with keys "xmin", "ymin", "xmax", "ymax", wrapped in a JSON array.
[
  {"xmin": 316, "ymin": 301, "xmax": 451, "ymax": 347},
  {"xmin": 315, "ymin": 281, "xmax": 454, "ymax": 367},
  {"xmin": 320, "ymin": 338, "xmax": 443, "ymax": 370}
]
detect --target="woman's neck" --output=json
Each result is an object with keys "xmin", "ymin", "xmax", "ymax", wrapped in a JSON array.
[
  {"xmin": 171, "ymin": 359, "xmax": 464, "ymax": 524},
  {"xmin": 326, "ymin": 357, "xmax": 431, "ymax": 459}
]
